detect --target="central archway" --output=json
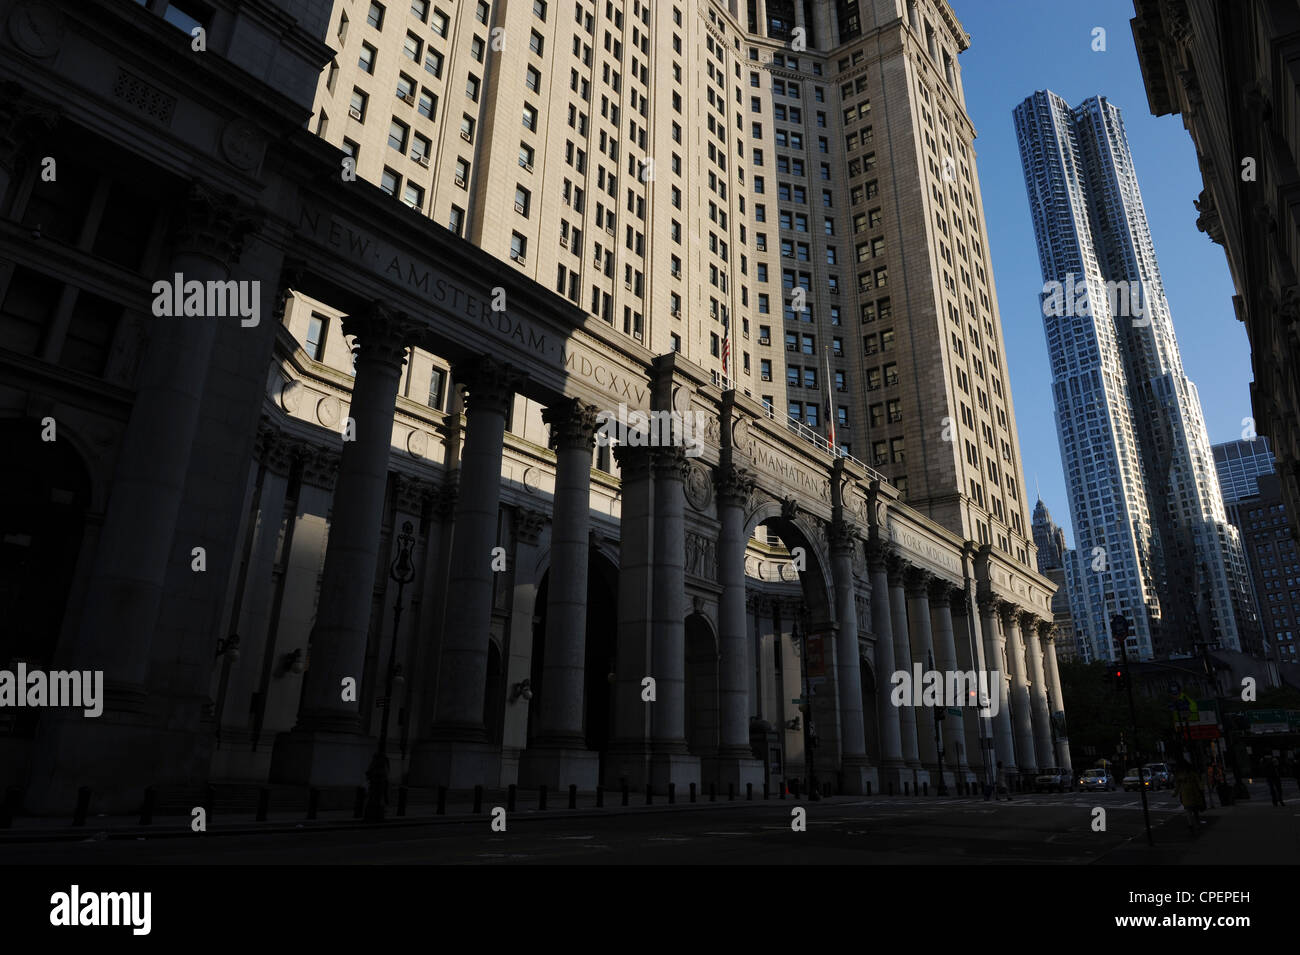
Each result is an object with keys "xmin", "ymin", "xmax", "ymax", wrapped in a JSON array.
[{"xmin": 684, "ymin": 613, "xmax": 719, "ymax": 759}]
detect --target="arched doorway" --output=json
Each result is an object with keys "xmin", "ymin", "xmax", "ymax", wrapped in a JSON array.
[
  {"xmin": 861, "ymin": 658, "xmax": 880, "ymax": 766},
  {"xmin": 684, "ymin": 613, "xmax": 719, "ymax": 758},
  {"xmin": 0, "ymin": 419, "xmax": 91, "ymax": 737}
]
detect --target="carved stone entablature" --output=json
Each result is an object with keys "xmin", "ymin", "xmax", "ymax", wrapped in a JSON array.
[
  {"xmin": 780, "ymin": 497, "xmax": 800, "ymax": 523},
  {"xmin": 685, "ymin": 461, "xmax": 716, "ymax": 511}
]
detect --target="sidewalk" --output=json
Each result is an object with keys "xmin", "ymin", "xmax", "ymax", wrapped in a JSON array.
[
  {"xmin": 0, "ymin": 785, "xmax": 812, "ymax": 844},
  {"xmin": 1099, "ymin": 782, "xmax": 1300, "ymax": 864}
]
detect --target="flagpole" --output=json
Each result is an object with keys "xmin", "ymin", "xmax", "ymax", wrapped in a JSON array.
[{"xmin": 823, "ymin": 345, "xmax": 835, "ymax": 453}]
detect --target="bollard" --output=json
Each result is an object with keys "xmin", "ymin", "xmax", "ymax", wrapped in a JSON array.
[
  {"xmin": 668, "ymin": 782, "xmax": 676, "ymax": 805},
  {"xmin": 822, "ymin": 782, "xmax": 831, "ymax": 798},
  {"xmin": 473, "ymin": 785, "xmax": 484, "ymax": 814},
  {"xmin": 72, "ymin": 786, "xmax": 91, "ymax": 827},
  {"xmin": 569, "ymin": 784, "xmax": 577, "ymax": 809},
  {"xmin": 791, "ymin": 780, "xmax": 800, "ymax": 799},
  {"xmin": 1, "ymin": 785, "xmax": 21, "ymax": 829},
  {"xmin": 353, "ymin": 786, "xmax": 366, "ymax": 819},
  {"xmin": 507, "ymin": 784, "xmax": 517, "ymax": 813},
  {"xmin": 307, "ymin": 787, "xmax": 321, "ymax": 820},
  {"xmin": 256, "ymin": 787, "xmax": 271, "ymax": 822},
  {"xmin": 689, "ymin": 782, "xmax": 697, "ymax": 803},
  {"xmin": 866, "ymin": 781, "xmax": 872, "ymax": 797},
  {"xmin": 436, "ymin": 785, "xmax": 447, "ymax": 816},
  {"xmin": 903, "ymin": 781, "xmax": 909, "ymax": 796},
  {"xmin": 729, "ymin": 783, "xmax": 736, "ymax": 802},
  {"xmin": 645, "ymin": 784, "xmax": 653, "ymax": 806},
  {"xmin": 780, "ymin": 781, "xmax": 786, "ymax": 800},
  {"xmin": 709, "ymin": 782, "xmax": 717, "ymax": 803},
  {"xmin": 764, "ymin": 781, "xmax": 770, "ymax": 800},
  {"xmin": 596, "ymin": 785, "xmax": 604, "ymax": 808},
  {"xmin": 397, "ymin": 786, "xmax": 408, "ymax": 817},
  {"xmin": 622, "ymin": 779, "xmax": 629, "ymax": 807},
  {"xmin": 747, "ymin": 782, "xmax": 753, "ymax": 801},
  {"xmin": 922, "ymin": 781, "xmax": 928, "ymax": 797},
  {"xmin": 539, "ymin": 784, "xmax": 548, "ymax": 811},
  {"xmin": 139, "ymin": 786, "xmax": 156, "ymax": 827}
]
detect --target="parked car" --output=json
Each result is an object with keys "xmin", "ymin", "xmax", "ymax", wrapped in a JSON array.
[
  {"xmin": 1123, "ymin": 767, "xmax": 1154, "ymax": 792},
  {"xmin": 1034, "ymin": 767, "xmax": 1072, "ymax": 792},
  {"xmin": 1078, "ymin": 768, "xmax": 1115, "ymax": 792},
  {"xmin": 1143, "ymin": 762, "xmax": 1172, "ymax": 789}
]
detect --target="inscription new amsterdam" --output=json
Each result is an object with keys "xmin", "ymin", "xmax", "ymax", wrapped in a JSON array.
[{"xmin": 296, "ymin": 203, "xmax": 649, "ymax": 407}]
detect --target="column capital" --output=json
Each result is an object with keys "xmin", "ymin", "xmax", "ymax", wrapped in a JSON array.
[
  {"xmin": 613, "ymin": 443, "xmax": 653, "ymax": 481},
  {"xmin": 713, "ymin": 462, "xmax": 756, "ymax": 504},
  {"xmin": 928, "ymin": 576, "xmax": 957, "ymax": 607},
  {"xmin": 829, "ymin": 519, "xmax": 859, "ymax": 555},
  {"xmin": 1018, "ymin": 610, "xmax": 1039, "ymax": 633},
  {"xmin": 341, "ymin": 303, "xmax": 417, "ymax": 370},
  {"xmin": 394, "ymin": 473, "xmax": 435, "ymax": 514},
  {"xmin": 543, "ymin": 397, "xmax": 599, "ymax": 451},
  {"xmin": 515, "ymin": 507, "xmax": 547, "ymax": 545},
  {"xmin": 1036, "ymin": 619, "xmax": 1055, "ymax": 640},
  {"xmin": 904, "ymin": 565, "xmax": 931, "ymax": 597},
  {"xmin": 949, "ymin": 584, "xmax": 973, "ymax": 616},
  {"xmin": 885, "ymin": 550, "xmax": 908, "ymax": 585},
  {"xmin": 650, "ymin": 444, "xmax": 689, "ymax": 481},
  {"xmin": 456, "ymin": 355, "xmax": 525, "ymax": 416},
  {"xmin": 171, "ymin": 181, "xmax": 260, "ymax": 271},
  {"xmin": 434, "ymin": 480, "xmax": 458, "ymax": 520},
  {"xmin": 998, "ymin": 600, "xmax": 1022, "ymax": 626},
  {"xmin": 865, "ymin": 537, "xmax": 892, "ymax": 572},
  {"xmin": 298, "ymin": 445, "xmax": 340, "ymax": 490}
]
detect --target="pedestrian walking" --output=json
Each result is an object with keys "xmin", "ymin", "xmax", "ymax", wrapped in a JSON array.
[
  {"xmin": 1174, "ymin": 760, "xmax": 1205, "ymax": 834},
  {"xmin": 1263, "ymin": 756, "xmax": 1285, "ymax": 806}
]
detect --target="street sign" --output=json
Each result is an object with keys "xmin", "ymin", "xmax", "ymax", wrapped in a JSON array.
[{"xmin": 791, "ymin": 697, "xmax": 807, "ymax": 705}]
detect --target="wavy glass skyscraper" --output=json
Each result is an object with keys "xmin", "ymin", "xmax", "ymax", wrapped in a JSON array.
[{"xmin": 1012, "ymin": 91, "xmax": 1255, "ymax": 660}]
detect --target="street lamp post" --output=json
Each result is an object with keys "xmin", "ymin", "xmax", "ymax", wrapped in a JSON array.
[
  {"xmin": 928, "ymin": 649, "xmax": 948, "ymax": 796},
  {"xmin": 365, "ymin": 521, "xmax": 417, "ymax": 822},
  {"xmin": 793, "ymin": 619, "xmax": 819, "ymax": 801}
]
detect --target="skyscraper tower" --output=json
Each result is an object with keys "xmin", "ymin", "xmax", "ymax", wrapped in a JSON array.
[
  {"xmin": 312, "ymin": 0, "xmax": 1042, "ymax": 566},
  {"xmin": 1013, "ymin": 90, "xmax": 1254, "ymax": 659}
]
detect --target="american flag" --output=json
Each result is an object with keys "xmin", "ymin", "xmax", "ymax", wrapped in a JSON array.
[{"xmin": 720, "ymin": 306, "xmax": 730, "ymax": 380}]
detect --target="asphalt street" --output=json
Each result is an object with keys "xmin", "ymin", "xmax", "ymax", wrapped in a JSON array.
[{"xmin": 0, "ymin": 788, "xmax": 1206, "ymax": 865}]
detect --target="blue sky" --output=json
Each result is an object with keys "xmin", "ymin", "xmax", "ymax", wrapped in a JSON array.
[{"xmin": 953, "ymin": 0, "xmax": 1254, "ymax": 547}]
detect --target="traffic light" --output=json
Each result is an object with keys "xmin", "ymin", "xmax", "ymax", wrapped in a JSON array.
[{"xmin": 1112, "ymin": 666, "xmax": 1127, "ymax": 692}]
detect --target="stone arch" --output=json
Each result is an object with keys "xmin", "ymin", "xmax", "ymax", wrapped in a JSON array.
[{"xmin": 742, "ymin": 497, "xmax": 834, "ymax": 629}]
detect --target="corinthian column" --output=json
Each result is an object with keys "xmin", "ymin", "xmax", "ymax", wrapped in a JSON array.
[
  {"xmin": 710, "ymin": 463, "xmax": 764, "ymax": 791},
  {"xmin": 1041, "ymin": 624, "xmax": 1072, "ymax": 772},
  {"xmin": 929, "ymin": 578, "xmax": 968, "ymax": 782},
  {"xmin": 520, "ymin": 399, "xmax": 601, "ymax": 790},
  {"xmin": 829, "ymin": 520, "xmax": 874, "ymax": 794},
  {"xmin": 980, "ymin": 597, "xmax": 1016, "ymax": 775},
  {"xmin": 411, "ymin": 356, "xmax": 524, "ymax": 788},
  {"xmin": 867, "ymin": 540, "xmax": 906, "ymax": 791},
  {"xmin": 905, "ymin": 567, "xmax": 940, "ymax": 777},
  {"xmin": 1002, "ymin": 603, "xmax": 1037, "ymax": 778},
  {"xmin": 1023, "ymin": 614, "xmax": 1055, "ymax": 772},
  {"xmin": 887, "ymin": 553, "xmax": 925, "ymax": 790}
]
